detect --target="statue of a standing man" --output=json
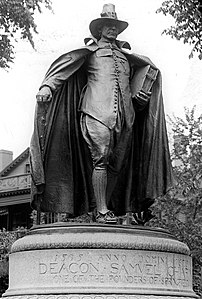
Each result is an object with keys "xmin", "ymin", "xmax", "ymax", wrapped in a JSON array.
[{"xmin": 30, "ymin": 4, "xmax": 173, "ymax": 224}]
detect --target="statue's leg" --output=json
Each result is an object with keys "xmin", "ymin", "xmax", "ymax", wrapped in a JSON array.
[
  {"xmin": 91, "ymin": 166, "xmax": 117, "ymax": 224},
  {"xmin": 80, "ymin": 113, "xmax": 117, "ymax": 224},
  {"xmin": 92, "ymin": 166, "xmax": 108, "ymax": 215}
]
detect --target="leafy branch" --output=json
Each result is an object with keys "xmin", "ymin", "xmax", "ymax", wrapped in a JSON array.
[
  {"xmin": 0, "ymin": 0, "xmax": 52, "ymax": 69},
  {"xmin": 157, "ymin": 0, "xmax": 202, "ymax": 59}
]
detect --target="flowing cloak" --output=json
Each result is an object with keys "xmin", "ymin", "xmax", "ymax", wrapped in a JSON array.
[{"xmin": 30, "ymin": 42, "xmax": 174, "ymax": 216}]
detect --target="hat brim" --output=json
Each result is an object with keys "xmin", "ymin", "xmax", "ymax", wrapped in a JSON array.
[{"xmin": 90, "ymin": 18, "xmax": 128, "ymax": 39}]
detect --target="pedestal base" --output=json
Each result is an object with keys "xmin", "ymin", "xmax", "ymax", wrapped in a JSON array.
[{"xmin": 3, "ymin": 223, "xmax": 197, "ymax": 299}]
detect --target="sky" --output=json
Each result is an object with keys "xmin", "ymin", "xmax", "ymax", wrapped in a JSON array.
[{"xmin": 0, "ymin": 0, "xmax": 202, "ymax": 158}]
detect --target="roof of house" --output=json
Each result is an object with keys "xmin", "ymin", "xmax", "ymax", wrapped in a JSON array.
[{"xmin": 0, "ymin": 147, "xmax": 30, "ymax": 177}]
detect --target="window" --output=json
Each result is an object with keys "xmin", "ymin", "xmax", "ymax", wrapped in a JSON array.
[{"xmin": 25, "ymin": 163, "xmax": 30, "ymax": 173}]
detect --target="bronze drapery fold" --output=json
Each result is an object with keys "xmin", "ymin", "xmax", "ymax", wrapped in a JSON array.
[{"xmin": 30, "ymin": 47, "xmax": 174, "ymax": 216}]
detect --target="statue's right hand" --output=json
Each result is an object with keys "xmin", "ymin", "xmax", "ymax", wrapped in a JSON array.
[{"xmin": 36, "ymin": 86, "xmax": 52, "ymax": 102}]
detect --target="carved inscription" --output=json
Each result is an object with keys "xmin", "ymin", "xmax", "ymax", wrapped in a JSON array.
[{"xmin": 38, "ymin": 249, "xmax": 192, "ymax": 290}]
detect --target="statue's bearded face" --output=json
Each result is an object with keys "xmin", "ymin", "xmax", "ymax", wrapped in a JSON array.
[{"xmin": 100, "ymin": 22, "xmax": 118, "ymax": 42}]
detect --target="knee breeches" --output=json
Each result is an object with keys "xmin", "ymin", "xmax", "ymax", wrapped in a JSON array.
[{"xmin": 80, "ymin": 114, "xmax": 132, "ymax": 172}]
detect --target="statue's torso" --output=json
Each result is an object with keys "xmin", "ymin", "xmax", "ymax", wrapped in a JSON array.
[{"xmin": 80, "ymin": 44, "xmax": 135, "ymax": 129}]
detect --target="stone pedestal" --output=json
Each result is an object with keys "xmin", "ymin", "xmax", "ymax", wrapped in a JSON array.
[{"xmin": 3, "ymin": 223, "xmax": 197, "ymax": 299}]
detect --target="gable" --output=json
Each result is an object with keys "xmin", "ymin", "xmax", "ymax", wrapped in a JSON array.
[{"xmin": 0, "ymin": 148, "xmax": 30, "ymax": 177}]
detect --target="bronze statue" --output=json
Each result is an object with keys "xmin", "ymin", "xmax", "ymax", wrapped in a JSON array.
[{"xmin": 30, "ymin": 4, "xmax": 173, "ymax": 225}]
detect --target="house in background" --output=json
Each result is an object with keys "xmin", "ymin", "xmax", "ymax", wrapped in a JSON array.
[{"xmin": 0, "ymin": 148, "xmax": 32, "ymax": 230}]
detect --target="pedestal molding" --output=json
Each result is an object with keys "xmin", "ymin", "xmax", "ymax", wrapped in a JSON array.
[
  {"xmin": 4, "ymin": 224, "xmax": 196, "ymax": 299},
  {"xmin": 11, "ymin": 224, "xmax": 190, "ymax": 255}
]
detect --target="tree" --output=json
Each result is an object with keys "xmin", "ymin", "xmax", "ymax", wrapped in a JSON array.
[
  {"xmin": 149, "ymin": 106, "xmax": 202, "ymax": 296},
  {"xmin": 0, "ymin": 0, "xmax": 52, "ymax": 69},
  {"xmin": 169, "ymin": 106, "xmax": 202, "ymax": 211},
  {"xmin": 157, "ymin": 0, "xmax": 202, "ymax": 59},
  {"xmin": 0, "ymin": 228, "xmax": 27, "ymax": 296}
]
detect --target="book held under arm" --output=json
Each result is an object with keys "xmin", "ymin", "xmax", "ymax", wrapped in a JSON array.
[
  {"xmin": 130, "ymin": 65, "xmax": 159, "ymax": 110},
  {"xmin": 131, "ymin": 65, "xmax": 159, "ymax": 97}
]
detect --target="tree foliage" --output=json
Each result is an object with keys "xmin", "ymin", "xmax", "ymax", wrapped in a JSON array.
[
  {"xmin": 149, "ymin": 106, "xmax": 202, "ymax": 296},
  {"xmin": 170, "ymin": 106, "xmax": 202, "ymax": 201},
  {"xmin": 0, "ymin": 228, "xmax": 27, "ymax": 296},
  {"xmin": 157, "ymin": 0, "xmax": 202, "ymax": 59},
  {"xmin": 0, "ymin": 0, "xmax": 52, "ymax": 69}
]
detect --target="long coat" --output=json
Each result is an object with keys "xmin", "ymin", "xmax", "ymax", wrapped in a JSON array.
[{"xmin": 30, "ymin": 40, "xmax": 173, "ymax": 215}]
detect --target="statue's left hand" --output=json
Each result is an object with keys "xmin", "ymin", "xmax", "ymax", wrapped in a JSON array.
[
  {"xmin": 136, "ymin": 90, "xmax": 151, "ymax": 102},
  {"xmin": 133, "ymin": 90, "xmax": 151, "ymax": 111}
]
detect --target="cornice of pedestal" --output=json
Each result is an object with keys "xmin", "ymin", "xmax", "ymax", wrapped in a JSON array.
[{"xmin": 11, "ymin": 223, "xmax": 190, "ymax": 255}]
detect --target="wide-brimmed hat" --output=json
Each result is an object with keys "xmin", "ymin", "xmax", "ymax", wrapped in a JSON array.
[{"xmin": 89, "ymin": 4, "xmax": 128, "ymax": 39}]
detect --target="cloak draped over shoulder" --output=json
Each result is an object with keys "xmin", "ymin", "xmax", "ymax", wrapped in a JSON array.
[{"xmin": 30, "ymin": 43, "xmax": 173, "ymax": 215}]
